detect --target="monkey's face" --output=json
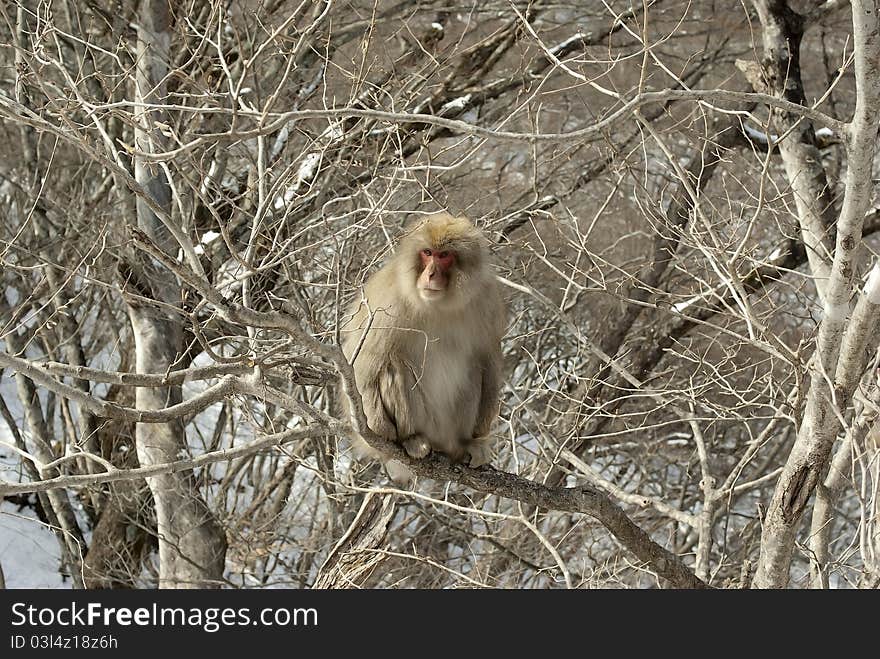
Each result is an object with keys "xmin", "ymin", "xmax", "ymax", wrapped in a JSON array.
[{"xmin": 416, "ymin": 247, "xmax": 456, "ymax": 302}]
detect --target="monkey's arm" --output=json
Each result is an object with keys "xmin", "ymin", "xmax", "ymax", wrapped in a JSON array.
[
  {"xmin": 359, "ymin": 375, "xmax": 399, "ymax": 441},
  {"xmin": 472, "ymin": 351, "xmax": 503, "ymax": 438},
  {"xmin": 342, "ymin": 299, "xmax": 400, "ymax": 442},
  {"xmin": 360, "ymin": 359, "xmax": 423, "ymax": 442}
]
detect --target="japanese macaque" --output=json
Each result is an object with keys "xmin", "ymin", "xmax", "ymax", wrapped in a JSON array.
[{"xmin": 342, "ymin": 212, "xmax": 506, "ymax": 483}]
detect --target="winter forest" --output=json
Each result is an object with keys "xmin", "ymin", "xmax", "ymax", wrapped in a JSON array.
[{"xmin": 1, "ymin": 0, "xmax": 879, "ymax": 590}]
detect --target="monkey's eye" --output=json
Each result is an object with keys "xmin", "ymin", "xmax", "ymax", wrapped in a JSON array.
[
  {"xmin": 421, "ymin": 249, "xmax": 432, "ymax": 257},
  {"xmin": 438, "ymin": 251, "xmax": 450, "ymax": 259}
]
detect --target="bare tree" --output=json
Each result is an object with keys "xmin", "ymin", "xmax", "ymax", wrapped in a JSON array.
[{"xmin": 126, "ymin": 0, "xmax": 226, "ymax": 588}]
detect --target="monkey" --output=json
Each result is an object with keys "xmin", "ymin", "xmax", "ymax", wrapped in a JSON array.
[{"xmin": 341, "ymin": 211, "xmax": 506, "ymax": 483}]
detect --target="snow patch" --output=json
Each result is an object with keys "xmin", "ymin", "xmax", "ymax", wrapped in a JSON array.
[
  {"xmin": 744, "ymin": 124, "xmax": 778, "ymax": 145},
  {"xmin": 672, "ymin": 293, "xmax": 704, "ymax": 313},
  {"xmin": 0, "ymin": 501, "xmax": 71, "ymax": 588},
  {"xmin": 439, "ymin": 94, "xmax": 471, "ymax": 115},
  {"xmin": 549, "ymin": 33, "xmax": 585, "ymax": 56},
  {"xmin": 864, "ymin": 262, "xmax": 880, "ymax": 305}
]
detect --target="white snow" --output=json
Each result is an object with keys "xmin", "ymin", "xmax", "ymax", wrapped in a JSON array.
[
  {"xmin": 439, "ymin": 94, "xmax": 471, "ymax": 115},
  {"xmin": 325, "ymin": 123, "xmax": 344, "ymax": 141},
  {"xmin": 0, "ymin": 375, "xmax": 71, "ymax": 588},
  {"xmin": 199, "ymin": 160, "xmax": 221, "ymax": 196},
  {"xmin": 0, "ymin": 501, "xmax": 71, "ymax": 588},
  {"xmin": 296, "ymin": 152, "xmax": 321, "ymax": 188},
  {"xmin": 672, "ymin": 293, "xmax": 704, "ymax": 313},
  {"xmin": 744, "ymin": 123, "xmax": 778, "ymax": 145},
  {"xmin": 863, "ymin": 262, "xmax": 880, "ymax": 305},
  {"xmin": 274, "ymin": 153, "xmax": 322, "ymax": 210},
  {"xmin": 549, "ymin": 33, "xmax": 585, "ymax": 56}
]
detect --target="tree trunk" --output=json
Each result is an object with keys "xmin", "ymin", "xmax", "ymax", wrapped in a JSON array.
[
  {"xmin": 753, "ymin": 0, "xmax": 880, "ymax": 588},
  {"xmin": 129, "ymin": 0, "xmax": 226, "ymax": 588}
]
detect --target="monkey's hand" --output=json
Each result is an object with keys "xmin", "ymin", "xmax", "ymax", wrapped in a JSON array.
[{"xmin": 402, "ymin": 435, "xmax": 431, "ymax": 459}]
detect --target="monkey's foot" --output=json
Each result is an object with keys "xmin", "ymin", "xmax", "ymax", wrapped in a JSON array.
[
  {"xmin": 403, "ymin": 435, "xmax": 431, "ymax": 459},
  {"xmin": 465, "ymin": 441, "xmax": 493, "ymax": 468},
  {"xmin": 385, "ymin": 460, "xmax": 416, "ymax": 487}
]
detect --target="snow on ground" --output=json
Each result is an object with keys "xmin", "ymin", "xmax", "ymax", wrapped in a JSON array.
[
  {"xmin": 0, "ymin": 500, "xmax": 70, "ymax": 588},
  {"xmin": 0, "ymin": 373, "xmax": 70, "ymax": 588}
]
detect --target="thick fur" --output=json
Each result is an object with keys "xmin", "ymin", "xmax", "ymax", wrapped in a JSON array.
[{"xmin": 342, "ymin": 212, "xmax": 506, "ymax": 482}]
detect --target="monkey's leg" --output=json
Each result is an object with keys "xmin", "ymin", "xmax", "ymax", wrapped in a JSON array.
[
  {"xmin": 402, "ymin": 434, "xmax": 431, "ymax": 459},
  {"xmin": 463, "ymin": 437, "xmax": 495, "ymax": 467},
  {"xmin": 384, "ymin": 460, "xmax": 416, "ymax": 486}
]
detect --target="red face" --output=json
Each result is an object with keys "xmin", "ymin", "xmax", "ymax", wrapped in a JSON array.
[{"xmin": 417, "ymin": 248, "xmax": 455, "ymax": 300}]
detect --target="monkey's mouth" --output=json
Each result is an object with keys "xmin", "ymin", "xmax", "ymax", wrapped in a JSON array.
[{"xmin": 418, "ymin": 288, "xmax": 446, "ymax": 301}]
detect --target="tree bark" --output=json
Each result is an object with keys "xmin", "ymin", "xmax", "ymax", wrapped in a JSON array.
[
  {"xmin": 753, "ymin": 0, "xmax": 880, "ymax": 588},
  {"xmin": 128, "ymin": 0, "xmax": 226, "ymax": 588},
  {"xmin": 751, "ymin": 0, "xmax": 837, "ymax": 302}
]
